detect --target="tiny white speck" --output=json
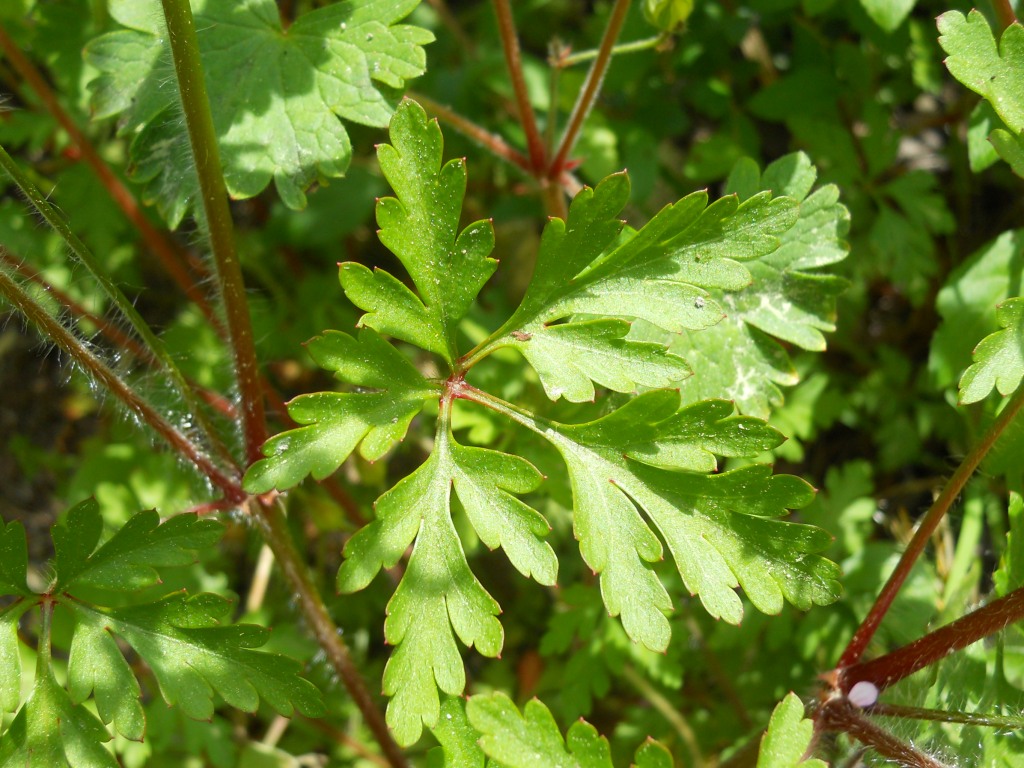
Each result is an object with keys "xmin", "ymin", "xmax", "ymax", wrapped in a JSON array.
[{"xmin": 848, "ymin": 681, "xmax": 878, "ymax": 708}]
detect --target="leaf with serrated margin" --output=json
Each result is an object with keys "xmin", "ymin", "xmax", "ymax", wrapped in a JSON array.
[
  {"xmin": 486, "ymin": 174, "xmax": 797, "ymax": 401},
  {"xmin": 67, "ymin": 593, "xmax": 324, "ymax": 722},
  {"xmin": 466, "ymin": 692, "xmax": 613, "ymax": 768},
  {"xmin": 52, "ymin": 501, "xmax": 222, "ymax": 594},
  {"xmin": 508, "ymin": 318, "xmax": 691, "ymax": 403},
  {"xmin": 501, "ymin": 389, "xmax": 839, "ymax": 647},
  {"xmin": 756, "ymin": 693, "xmax": 827, "ymax": 768},
  {"xmin": 85, "ymin": 0, "xmax": 432, "ymax": 221},
  {"xmin": 0, "ymin": 665, "xmax": 118, "ymax": 768},
  {"xmin": 341, "ymin": 99, "xmax": 497, "ymax": 364},
  {"xmin": 67, "ymin": 614, "xmax": 144, "ymax": 741},
  {"xmin": 337, "ymin": 426, "xmax": 555, "ymax": 745},
  {"xmin": 0, "ymin": 518, "xmax": 28, "ymax": 596},
  {"xmin": 648, "ymin": 153, "xmax": 848, "ymax": 417},
  {"xmin": 938, "ymin": 11, "xmax": 1024, "ymax": 135},
  {"xmin": 244, "ymin": 328, "xmax": 437, "ymax": 493},
  {"xmin": 959, "ymin": 297, "xmax": 1024, "ymax": 403}
]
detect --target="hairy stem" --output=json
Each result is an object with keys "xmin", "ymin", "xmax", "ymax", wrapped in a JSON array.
[
  {"xmin": 0, "ymin": 266, "xmax": 242, "ymax": 499},
  {"xmin": 549, "ymin": 0, "xmax": 631, "ymax": 178},
  {"xmin": 817, "ymin": 699, "xmax": 947, "ymax": 768},
  {"xmin": 841, "ymin": 586, "xmax": 1024, "ymax": 694},
  {"xmin": 253, "ymin": 500, "xmax": 410, "ymax": 768},
  {"xmin": 160, "ymin": 0, "xmax": 267, "ymax": 464},
  {"xmin": 0, "ymin": 145, "xmax": 236, "ymax": 469},
  {"xmin": 0, "ymin": 26, "xmax": 218, "ymax": 328},
  {"xmin": 837, "ymin": 386, "xmax": 1024, "ymax": 668},
  {"xmin": 870, "ymin": 702, "xmax": 1024, "ymax": 729},
  {"xmin": 492, "ymin": 0, "xmax": 547, "ymax": 172}
]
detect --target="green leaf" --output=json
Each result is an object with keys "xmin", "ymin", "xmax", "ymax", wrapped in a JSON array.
[
  {"xmin": 509, "ymin": 318, "xmax": 691, "ymax": 403},
  {"xmin": 633, "ymin": 739, "xmax": 674, "ymax": 768},
  {"xmin": 994, "ymin": 493, "xmax": 1024, "ymax": 596},
  {"xmin": 67, "ymin": 611, "xmax": 144, "ymax": 741},
  {"xmin": 67, "ymin": 593, "xmax": 325, "ymax": 722},
  {"xmin": 938, "ymin": 11, "xmax": 1024, "ymax": 134},
  {"xmin": 991, "ymin": 128, "xmax": 1024, "ymax": 177},
  {"xmin": 85, "ymin": 0, "xmax": 432, "ymax": 221},
  {"xmin": 513, "ymin": 390, "xmax": 840, "ymax": 648},
  {"xmin": 0, "ymin": 665, "xmax": 118, "ymax": 768},
  {"xmin": 858, "ymin": 0, "xmax": 915, "ymax": 33},
  {"xmin": 337, "ymin": 424, "xmax": 555, "ymax": 745},
  {"xmin": 244, "ymin": 328, "xmax": 437, "ymax": 493},
  {"xmin": 487, "ymin": 172, "xmax": 802, "ymax": 403},
  {"xmin": 52, "ymin": 498, "xmax": 223, "ymax": 593},
  {"xmin": 642, "ymin": 0, "xmax": 693, "ymax": 32},
  {"xmin": 0, "ymin": 518, "xmax": 28, "ymax": 596},
  {"xmin": 659, "ymin": 152, "xmax": 848, "ymax": 416},
  {"xmin": 465, "ymin": 692, "xmax": 613, "ymax": 768},
  {"xmin": 341, "ymin": 99, "xmax": 497, "ymax": 364},
  {"xmin": 959, "ymin": 297, "xmax": 1024, "ymax": 403},
  {"xmin": 756, "ymin": 693, "xmax": 827, "ymax": 768},
  {"xmin": 428, "ymin": 697, "xmax": 485, "ymax": 768},
  {"xmin": 0, "ymin": 612, "xmax": 22, "ymax": 714}
]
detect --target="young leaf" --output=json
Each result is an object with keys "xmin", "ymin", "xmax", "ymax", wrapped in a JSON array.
[
  {"xmin": 0, "ymin": 665, "xmax": 119, "ymax": 768},
  {"xmin": 465, "ymin": 693, "xmax": 614, "ymax": 768},
  {"xmin": 66, "ymin": 593, "xmax": 325, "ymax": 722},
  {"xmin": 959, "ymin": 297, "xmax": 1024, "ymax": 404},
  {"xmin": 336, "ymin": 422, "xmax": 555, "ymax": 744},
  {"xmin": 756, "ymin": 693, "xmax": 827, "ymax": 768},
  {"xmin": 938, "ymin": 11, "xmax": 1024, "ymax": 135},
  {"xmin": 85, "ymin": 0, "xmax": 433, "ymax": 221},
  {"xmin": 52, "ymin": 499, "xmax": 223, "ymax": 593},
  {"xmin": 484, "ymin": 172, "xmax": 799, "ymax": 402},
  {"xmin": 244, "ymin": 328, "xmax": 438, "ymax": 493},
  {"xmin": 340, "ymin": 99, "xmax": 497, "ymax": 365}
]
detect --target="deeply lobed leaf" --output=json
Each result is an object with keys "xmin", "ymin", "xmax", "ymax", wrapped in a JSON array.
[
  {"xmin": 756, "ymin": 693, "xmax": 828, "ymax": 768},
  {"xmin": 244, "ymin": 328, "xmax": 437, "ymax": 493},
  {"xmin": 336, "ymin": 422, "xmax": 556, "ymax": 744},
  {"xmin": 53, "ymin": 498, "xmax": 222, "ymax": 593},
  {"xmin": 340, "ymin": 99, "xmax": 498, "ymax": 365}
]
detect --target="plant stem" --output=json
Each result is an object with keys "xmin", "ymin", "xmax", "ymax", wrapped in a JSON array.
[
  {"xmin": 841, "ymin": 585, "xmax": 1024, "ymax": 694},
  {"xmin": 622, "ymin": 666, "xmax": 704, "ymax": 767},
  {"xmin": 0, "ymin": 266, "xmax": 242, "ymax": 500},
  {"xmin": 869, "ymin": 702, "xmax": 1024, "ymax": 729},
  {"xmin": 0, "ymin": 146, "xmax": 236, "ymax": 469},
  {"xmin": 0, "ymin": 25, "xmax": 219, "ymax": 329},
  {"xmin": 253, "ymin": 500, "xmax": 410, "ymax": 768},
  {"xmin": 492, "ymin": 0, "xmax": 547, "ymax": 173},
  {"xmin": 992, "ymin": 0, "xmax": 1018, "ymax": 29},
  {"xmin": 549, "ymin": 0, "xmax": 631, "ymax": 179},
  {"xmin": 837, "ymin": 386, "xmax": 1024, "ymax": 668},
  {"xmin": 160, "ymin": 0, "xmax": 267, "ymax": 464},
  {"xmin": 557, "ymin": 34, "xmax": 665, "ymax": 68},
  {"xmin": 816, "ymin": 698, "xmax": 948, "ymax": 768},
  {"xmin": 411, "ymin": 92, "xmax": 533, "ymax": 174}
]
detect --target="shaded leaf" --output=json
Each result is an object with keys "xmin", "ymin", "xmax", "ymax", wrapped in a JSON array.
[
  {"xmin": 85, "ymin": 0, "xmax": 432, "ymax": 222},
  {"xmin": 52, "ymin": 499, "xmax": 222, "ymax": 593}
]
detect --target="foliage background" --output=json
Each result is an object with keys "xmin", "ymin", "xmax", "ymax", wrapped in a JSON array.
[{"xmin": 1, "ymin": 0, "xmax": 1023, "ymax": 766}]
